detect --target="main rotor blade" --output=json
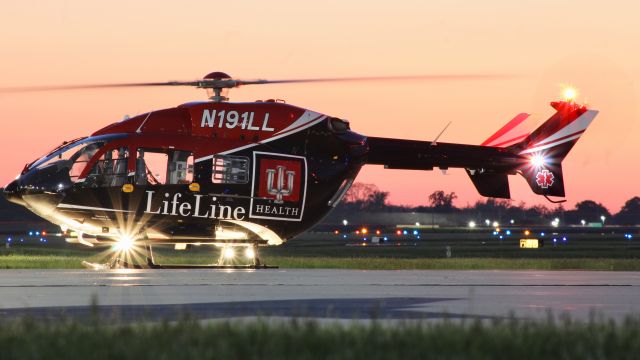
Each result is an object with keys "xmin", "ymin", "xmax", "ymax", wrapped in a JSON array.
[
  {"xmin": 0, "ymin": 81, "xmax": 200, "ymax": 93},
  {"xmin": 236, "ymin": 74, "xmax": 514, "ymax": 86},
  {"xmin": 0, "ymin": 74, "xmax": 514, "ymax": 93}
]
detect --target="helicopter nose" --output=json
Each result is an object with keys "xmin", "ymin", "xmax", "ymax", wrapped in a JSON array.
[{"xmin": 3, "ymin": 179, "xmax": 26, "ymax": 206}]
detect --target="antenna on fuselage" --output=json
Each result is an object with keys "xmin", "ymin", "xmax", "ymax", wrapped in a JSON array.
[{"xmin": 431, "ymin": 121, "xmax": 452, "ymax": 146}]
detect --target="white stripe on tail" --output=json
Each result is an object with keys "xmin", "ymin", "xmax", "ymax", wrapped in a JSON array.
[{"xmin": 519, "ymin": 110, "xmax": 598, "ymax": 155}]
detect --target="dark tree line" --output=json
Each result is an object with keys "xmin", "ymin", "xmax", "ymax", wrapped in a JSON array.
[{"xmin": 338, "ymin": 182, "xmax": 640, "ymax": 225}]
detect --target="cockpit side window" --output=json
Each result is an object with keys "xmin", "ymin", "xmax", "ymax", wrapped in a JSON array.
[
  {"xmin": 84, "ymin": 147, "xmax": 129, "ymax": 187},
  {"xmin": 69, "ymin": 143, "xmax": 103, "ymax": 182}
]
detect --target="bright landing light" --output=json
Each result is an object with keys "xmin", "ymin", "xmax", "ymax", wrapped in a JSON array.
[
  {"xmin": 114, "ymin": 236, "xmax": 135, "ymax": 251},
  {"xmin": 223, "ymin": 247, "xmax": 235, "ymax": 259},
  {"xmin": 245, "ymin": 247, "xmax": 255, "ymax": 259}
]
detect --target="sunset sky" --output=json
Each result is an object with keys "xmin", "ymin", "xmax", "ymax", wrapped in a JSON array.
[{"xmin": 1, "ymin": 1, "xmax": 638, "ymax": 212}]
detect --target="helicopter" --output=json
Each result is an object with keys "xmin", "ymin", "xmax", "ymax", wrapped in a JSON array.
[{"xmin": 2, "ymin": 72, "xmax": 598, "ymax": 268}]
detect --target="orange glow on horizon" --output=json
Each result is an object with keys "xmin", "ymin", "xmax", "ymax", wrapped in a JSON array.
[{"xmin": 0, "ymin": 1, "xmax": 638, "ymax": 213}]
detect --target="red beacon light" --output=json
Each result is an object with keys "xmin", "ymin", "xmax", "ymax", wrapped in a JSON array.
[
  {"xmin": 553, "ymin": 86, "xmax": 588, "ymax": 112},
  {"xmin": 562, "ymin": 86, "xmax": 578, "ymax": 102}
]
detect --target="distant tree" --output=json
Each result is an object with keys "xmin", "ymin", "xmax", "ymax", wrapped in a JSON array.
[
  {"xmin": 343, "ymin": 183, "xmax": 379, "ymax": 203},
  {"xmin": 428, "ymin": 191, "xmax": 458, "ymax": 210},
  {"xmin": 528, "ymin": 204, "xmax": 550, "ymax": 217},
  {"xmin": 564, "ymin": 200, "xmax": 611, "ymax": 224},
  {"xmin": 549, "ymin": 203, "xmax": 566, "ymax": 222},
  {"xmin": 365, "ymin": 191, "xmax": 389, "ymax": 210},
  {"xmin": 463, "ymin": 198, "xmax": 510, "ymax": 224},
  {"xmin": 472, "ymin": 198, "xmax": 511, "ymax": 212},
  {"xmin": 614, "ymin": 196, "xmax": 640, "ymax": 225}
]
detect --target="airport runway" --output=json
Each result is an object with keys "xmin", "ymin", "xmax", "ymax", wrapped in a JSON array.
[{"xmin": 1, "ymin": 269, "xmax": 639, "ymax": 322}]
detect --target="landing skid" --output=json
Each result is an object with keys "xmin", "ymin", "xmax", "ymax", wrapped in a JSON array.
[
  {"xmin": 81, "ymin": 243, "xmax": 278, "ymax": 270},
  {"xmin": 145, "ymin": 257, "xmax": 278, "ymax": 269},
  {"xmin": 82, "ymin": 259, "xmax": 146, "ymax": 270}
]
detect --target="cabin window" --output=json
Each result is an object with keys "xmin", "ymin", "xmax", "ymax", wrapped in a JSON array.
[
  {"xmin": 212, "ymin": 155, "xmax": 249, "ymax": 184},
  {"xmin": 135, "ymin": 149, "xmax": 194, "ymax": 186},
  {"xmin": 84, "ymin": 147, "xmax": 129, "ymax": 187},
  {"xmin": 168, "ymin": 151, "xmax": 194, "ymax": 184}
]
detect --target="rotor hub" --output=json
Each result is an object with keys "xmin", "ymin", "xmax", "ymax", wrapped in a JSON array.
[
  {"xmin": 202, "ymin": 72, "xmax": 233, "ymax": 102},
  {"xmin": 203, "ymin": 71, "xmax": 231, "ymax": 80}
]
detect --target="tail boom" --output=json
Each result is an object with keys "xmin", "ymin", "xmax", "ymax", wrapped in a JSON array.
[{"xmin": 365, "ymin": 100, "xmax": 597, "ymax": 200}]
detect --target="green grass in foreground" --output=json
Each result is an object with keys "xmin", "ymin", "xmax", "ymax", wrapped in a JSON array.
[
  {"xmin": 258, "ymin": 256, "xmax": 640, "ymax": 270},
  {"xmin": 0, "ymin": 247, "xmax": 100, "ymax": 269},
  {"xmin": 1, "ymin": 317, "xmax": 640, "ymax": 360},
  {"xmin": 2, "ymin": 246, "xmax": 640, "ymax": 270}
]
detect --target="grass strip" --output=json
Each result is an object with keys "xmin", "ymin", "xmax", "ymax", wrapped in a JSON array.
[
  {"xmin": 2, "ymin": 250, "xmax": 640, "ymax": 271},
  {"xmin": 264, "ymin": 256, "xmax": 640, "ymax": 271},
  {"xmin": 1, "ymin": 316, "xmax": 640, "ymax": 360}
]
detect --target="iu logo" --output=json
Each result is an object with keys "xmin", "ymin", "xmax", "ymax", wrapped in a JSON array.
[
  {"xmin": 536, "ymin": 170, "xmax": 555, "ymax": 188},
  {"xmin": 266, "ymin": 166, "xmax": 295, "ymax": 204},
  {"xmin": 251, "ymin": 152, "xmax": 307, "ymax": 221}
]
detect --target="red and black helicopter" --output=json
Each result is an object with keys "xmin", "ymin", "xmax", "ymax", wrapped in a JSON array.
[{"xmin": 2, "ymin": 72, "xmax": 597, "ymax": 268}]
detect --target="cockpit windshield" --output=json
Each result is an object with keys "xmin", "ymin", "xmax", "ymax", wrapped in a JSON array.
[{"xmin": 28, "ymin": 134, "xmax": 125, "ymax": 171}]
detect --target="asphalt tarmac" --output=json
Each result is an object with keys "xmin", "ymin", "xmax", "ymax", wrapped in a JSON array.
[{"xmin": 1, "ymin": 269, "xmax": 639, "ymax": 322}]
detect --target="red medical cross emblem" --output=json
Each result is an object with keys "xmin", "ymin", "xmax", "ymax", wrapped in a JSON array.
[{"xmin": 536, "ymin": 170, "xmax": 554, "ymax": 188}]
